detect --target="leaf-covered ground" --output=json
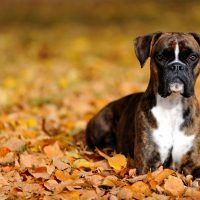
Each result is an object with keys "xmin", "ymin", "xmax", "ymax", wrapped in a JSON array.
[{"xmin": 1, "ymin": 1, "xmax": 200, "ymax": 199}]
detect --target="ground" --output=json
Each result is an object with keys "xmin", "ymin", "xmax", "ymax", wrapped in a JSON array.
[{"xmin": 0, "ymin": 1, "xmax": 200, "ymax": 199}]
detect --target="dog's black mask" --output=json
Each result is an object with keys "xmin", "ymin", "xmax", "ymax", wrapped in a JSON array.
[
  {"xmin": 134, "ymin": 32, "xmax": 200, "ymax": 98},
  {"xmin": 154, "ymin": 39, "xmax": 199, "ymax": 98}
]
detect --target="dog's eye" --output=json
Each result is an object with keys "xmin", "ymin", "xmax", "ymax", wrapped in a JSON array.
[
  {"xmin": 156, "ymin": 54, "xmax": 166, "ymax": 62},
  {"xmin": 189, "ymin": 55, "xmax": 198, "ymax": 61}
]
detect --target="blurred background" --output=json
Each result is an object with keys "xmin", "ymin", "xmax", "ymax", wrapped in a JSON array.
[{"xmin": 0, "ymin": 0, "xmax": 200, "ymax": 122}]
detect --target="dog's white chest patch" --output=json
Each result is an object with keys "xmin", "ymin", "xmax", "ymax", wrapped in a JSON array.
[{"xmin": 151, "ymin": 94, "xmax": 194, "ymax": 168}]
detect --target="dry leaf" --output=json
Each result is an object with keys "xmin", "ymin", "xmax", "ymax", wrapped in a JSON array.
[
  {"xmin": 73, "ymin": 159, "xmax": 90, "ymax": 169},
  {"xmin": 57, "ymin": 191, "xmax": 80, "ymax": 200},
  {"xmin": 117, "ymin": 186, "xmax": 133, "ymax": 199},
  {"xmin": 44, "ymin": 180, "xmax": 58, "ymax": 191},
  {"xmin": 80, "ymin": 190, "xmax": 97, "ymax": 200},
  {"xmin": 43, "ymin": 142, "xmax": 63, "ymax": 158},
  {"xmin": 154, "ymin": 169, "xmax": 174, "ymax": 184},
  {"xmin": 184, "ymin": 187, "xmax": 200, "ymax": 199},
  {"xmin": 53, "ymin": 157, "xmax": 70, "ymax": 170},
  {"xmin": 85, "ymin": 175, "xmax": 103, "ymax": 186},
  {"xmin": 96, "ymin": 148, "xmax": 127, "ymax": 171},
  {"xmin": 131, "ymin": 181, "xmax": 151, "ymax": 198},
  {"xmin": 29, "ymin": 167, "xmax": 51, "ymax": 179},
  {"xmin": 164, "ymin": 175, "xmax": 184, "ymax": 197},
  {"xmin": 4, "ymin": 138, "xmax": 25, "ymax": 152},
  {"xmin": 101, "ymin": 175, "xmax": 118, "ymax": 187},
  {"xmin": 0, "ymin": 147, "xmax": 11, "ymax": 157}
]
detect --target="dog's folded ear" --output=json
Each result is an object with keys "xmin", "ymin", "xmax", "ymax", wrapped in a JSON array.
[
  {"xmin": 189, "ymin": 32, "xmax": 200, "ymax": 45},
  {"xmin": 134, "ymin": 32, "xmax": 162, "ymax": 68}
]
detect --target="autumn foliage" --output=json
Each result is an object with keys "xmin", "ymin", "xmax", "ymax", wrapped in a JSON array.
[{"xmin": 0, "ymin": 0, "xmax": 200, "ymax": 199}]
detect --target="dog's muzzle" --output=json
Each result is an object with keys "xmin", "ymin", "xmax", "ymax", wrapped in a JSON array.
[{"xmin": 168, "ymin": 62, "xmax": 186, "ymax": 94}]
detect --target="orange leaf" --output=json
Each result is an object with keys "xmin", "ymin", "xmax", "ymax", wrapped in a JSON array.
[
  {"xmin": 164, "ymin": 175, "xmax": 184, "ymax": 197},
  {"xmin": 154, "ymin": 168, "xmax": 174, "ymax": 184},
  {"xmin": 43, "ymin": 142, "xmax": 63, "ymax": 158},
  {"xmin": 131, "ymin": 181, "xmax": 151, "ymax": 197},
  {"xmin": 0, "ymin": 147, "xmax": 10, "ymax": 157},
  {"xmin": 33, "ymin": 167, "xmax": 47, "ymax": 173}
]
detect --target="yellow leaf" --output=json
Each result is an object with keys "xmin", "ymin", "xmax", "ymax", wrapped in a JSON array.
[
  {"xmin": 108, "ymin": 154, "xmax": 127, "ymax": 171},
  {"xmin": 96, "ymin": 148, "xmax": 127, "ymax": 171},
  {"xmin": 55, "ymin": 170, "xmax": 71, "ymax": 181},
  {"xmin": 58, "ymin": 78, "xmax": 68, "ymax": 89},
  {"xmin": 27, "ymin": 118, "xmax": 37, "ymax": 128},
  {"xmin": 58, "ymin": 191, "xmax": 80, "ymax": 200},
  {"xmin": 73, "ymin": 159, "xmax": 90, "ymax": 169},
  {"xmin": 22, "ymin": 130, "xmax": 38, "ymax": 139}
]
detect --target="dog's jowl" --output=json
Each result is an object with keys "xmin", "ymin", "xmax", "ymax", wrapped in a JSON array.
[{"xmin": 86, "ymin": 32, "xmax": 200, "ymax": 177}]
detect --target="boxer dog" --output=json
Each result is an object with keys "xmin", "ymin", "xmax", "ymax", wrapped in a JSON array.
[{"xmin": 86, "ymin": 32, "xmax": 200, "ymax": 177}]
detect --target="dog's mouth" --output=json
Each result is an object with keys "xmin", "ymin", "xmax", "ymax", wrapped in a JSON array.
[{"xmin": 168, "ymin": 78, "xmax": 184, "ymax": 94}]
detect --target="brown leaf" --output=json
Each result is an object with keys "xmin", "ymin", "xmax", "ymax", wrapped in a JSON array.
[
  {"xmin": 131, "ymin": 181, "xmax": 151, "ymax": 198},
  {"xmin": 85, "ymin": 175, "xmax": 103, "ymax": 187},
  {"xmin": 53, "ymin": 157, "xmax": 70, "ymax": 170},
  {"xmin": 80, "ymin": 190, "xmax": 97, "ymax": 200},
  {"xmin": 4, "ymin": 137, "xmax": 25, "ymax": 152},
  {"xmin": 43, "ymin": 142, "xmax": 63, "ymax": 158},
  {"xmin": 29, "ymin": 167, "xmax": 51, "ymax": 179},
  {"xmin": 44, "ymin": 180, "xmax": 58, "ymax": 191},
  {"xmin": 154, "ymin": 169, "xmax": 175, "ymax": 184},
  {"xmin": 101, "ymin": 176, "xmax": 118, "ymax": 187},
  {"xmin": 117, "ymin": 186, "xmax": 133, "ymax": 199},
  {"xmin": 164, "ymin": 175, "xmax": 184, "ymax": 197},
  {"xmin": 0, "ymin": 152, "xmax": 15, "ymax": 165},
  {"xmin": 184, "ymin": 187, "xmax": 200, "ymax": 199}
]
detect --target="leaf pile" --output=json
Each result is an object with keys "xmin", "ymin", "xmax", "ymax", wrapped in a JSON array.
[
  {"xmin": 0, "ymin": 1, "xmax": 200, "ymax": 199},
  {"xmin": 0, "ymin": 120, "xmax": 200, "ymax": 200}
]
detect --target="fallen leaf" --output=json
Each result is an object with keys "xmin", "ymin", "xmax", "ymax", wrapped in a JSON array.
[
  {"xmin": 21, "ymin": 130, "xmax": 38, "ymax": 139},
  {"xmin": 80, "ymin": 190, "xmax": 97, "ymax": 200},
  {"xmin": 29, "ymin": 167, "xmax": 51, "ymax": 179},
  {"xmin": 44, "ymin": 180, "xmax": 58, "ymax": 191},
  {"xmin": 85, "ymin": 175, "xmax": 103, "ymax": 186},
  {"xmin": 154, "ymin": 169, "xmax": 175, "ymax": 184},
  {"xmin": 0, "ymin": 147, "xmax": 11, "ymax": 157},
  {"xmin": 4, "ymin": 138, "xmax": 25, "ymax": 152},
  {"xmin": 96, "ymin": 148, "xmax": 127, "ymax": 171},
  {"xmin": 0, "ymin": 152, "xmax": 15, "ymax": 165},
  {"xmin": 55, "ymin": 169, "xmax": 78, "ymax": 181},
  {"xmin": 117, "ymin": 186, "xmax": 133, "ymax": 199},
  {"xmin": 101, "ymin": 175, "xmax": 118, "ymax": 187},
  {"xmin": 53, "ymin": 157, "xmax": 70, "ymax": 170},
  {"xmin": 43, "ymin": 142, "xmax": 63, "ymax": 158},
  {"xmin": 164, "ymin": 175, "xmax": 184, "ymax": 197},
  {"xmin": 131, "ymin": 181, "xmax": 151, "ymax": 198},
  {"xmin": 184, "ymin": 187, "xmax": 200, "ymax": 199},
  {"xmin": 57, "ymin": 191, "xmax": 80, "ymax": 200},
  {"xmin": 73, "ymin": 159, "xmax": 90, "ymax": 169}
]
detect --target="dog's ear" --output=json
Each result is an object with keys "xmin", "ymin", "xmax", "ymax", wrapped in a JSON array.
[
  {"xmin": 134, "ymin": 32, "xmax": 162, "ymax": 68},
  {"xmin": 190, "ymin": 32, "xmax": 200, "ymax": 45}
]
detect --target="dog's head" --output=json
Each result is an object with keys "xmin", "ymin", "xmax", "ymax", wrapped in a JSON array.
[{"xmin": 134, "ymin": 32, "xmax": 200, "ymax": 97}]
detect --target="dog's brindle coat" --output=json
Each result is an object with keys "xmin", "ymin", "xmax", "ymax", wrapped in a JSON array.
[{"xmin": 86, "ymin": 32, "xmax": 200, "ymax": 177}]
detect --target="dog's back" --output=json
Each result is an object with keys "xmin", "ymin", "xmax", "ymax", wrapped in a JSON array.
[{"xmin": 86, "ymin": 93, "xmax": 143, "ymax": 150}]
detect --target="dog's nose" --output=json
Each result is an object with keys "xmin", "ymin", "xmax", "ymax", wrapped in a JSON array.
[{"xmin": 169, "ymin": 63, "xmax": 185, "ymax": 71}]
